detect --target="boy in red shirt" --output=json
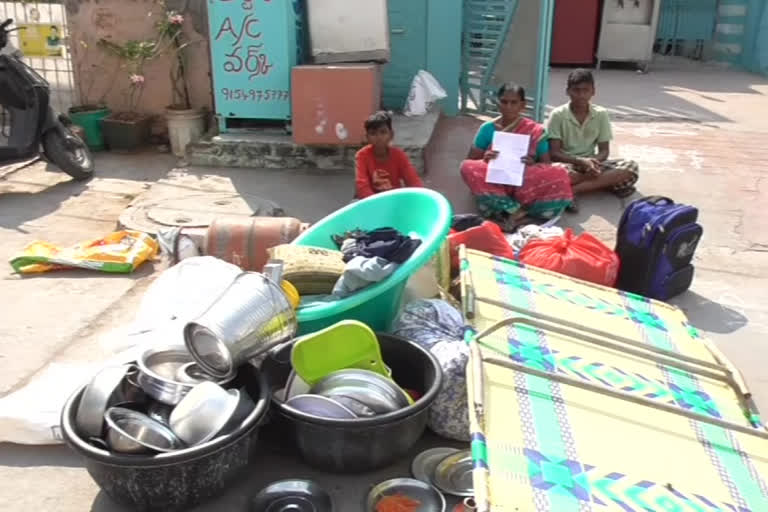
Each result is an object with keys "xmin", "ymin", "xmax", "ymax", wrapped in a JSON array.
[{"xmin": 355, "ymin": 111, "xmax": 424, "ymax": 198}]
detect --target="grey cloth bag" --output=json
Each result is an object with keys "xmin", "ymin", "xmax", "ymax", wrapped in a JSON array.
[{"xmin": 393, "ymin": 299, "xmax": 471, "ymax": 441}]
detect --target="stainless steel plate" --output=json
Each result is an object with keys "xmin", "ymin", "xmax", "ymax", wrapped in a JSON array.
[
  {"xmin": 411, "ymin": 447, "xmax": 462, "ymax": 484},
  {"xmin": 285, "ymin": 394, "xmax": 356, "ymax": 420},
  {"xmin": 366, "ymin": 478, "xmax": 446, "ymax": 512},
  {"xmin": 315, "ymin": 386, "xmax": 399, "ymax": 415},
  {"xmin": 433, "ymin": 450, "xmax": 474, "ymax": 497},
  {"xmin": 311, "ymin": 369, "xmax": 410, "ymax": 412}
]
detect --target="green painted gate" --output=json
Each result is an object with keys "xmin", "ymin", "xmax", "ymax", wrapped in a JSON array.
[
  {"xmin": 460, "ymin": 0, "xmax": 555, "ymax": 122},
  {"xmin": 655, "ymin": 0, "xmax": 718, "ymax": 59},
  {"xmin": 382, "ymin": 0, "xmax": 429, "ymax": 110}
]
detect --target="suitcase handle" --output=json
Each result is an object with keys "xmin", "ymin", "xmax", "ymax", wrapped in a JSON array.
[{"xmin": 644, "ymin": 195, "xmax": 674, "ymax": 205}]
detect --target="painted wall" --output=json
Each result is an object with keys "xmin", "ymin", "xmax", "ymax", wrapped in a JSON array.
[
  {"xmin": 64, "ymin": 0, "xmax": 212, "ymax": 116},
  {"xmin": 495, "ymin": 0, "xmax": 541, "ymax": 100},
  {"xmin": 307, "ymin": 0, "xmax": 390, "ymax": 63},
  {"xmin": 382, "ymin": 0, "xmax": 462, "ymax": 116},
  {"xmin": 743, "ymin": 0, "xmax": 768, "ymax": 73},
  {"xmin": 713, "ymin": 0, "xmax": 768, "ymax": 74},
  {"xmin": 426, "ymin": 0, "xmax": 462, "ymax": 116},
  {"xmin": 755, "ymin": 2, "xmax": 768, "ymax": 73},
  {"xmin": 63, "ymin": 0, "xmax": 463, "ymax": 120},
  {"xmin": 713, "ymin": 0, "xmax": 750, "ymax": 64}
]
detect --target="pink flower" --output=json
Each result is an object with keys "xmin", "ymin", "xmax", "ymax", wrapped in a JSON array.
[
  {"xmin": 168, "ymin": 13, "xmax": 184, "ymax": 24},
  {"xmin": 129, "ymin": 74, "xmax": 145, "ymax": 85}
]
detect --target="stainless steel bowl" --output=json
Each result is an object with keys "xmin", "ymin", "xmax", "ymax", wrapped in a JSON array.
[
  {"xmin": 75, "ymin": 364, "xmax": 136, "ymax": 438},
  {"xmin": 365, "ymin": 478, "xmax": 446, "ymax": 512},
  {"xmin": 146, "ymin": 402, "xmax": 174, "ymax": 425},
  {"xmin": 174, "ymin": 362, "xmax": 227, "ymax": 385},
  {"xmin": 104, "ymin": 407, "xmax": 183, "ymax": 454},
  {"xmin": 136, "ymin": 346, "xmax": 232, "ymax": 406},
  {"xmin": 311, "ymin": 370, "xmax": 411, "ymax": 415},
  {"xmin": 169, "ymin": 381, "xmax": 240, "ymax": 446},
  {"xmin": 184, "ymin": 272, "xmax": 297, "ymax": 379}
]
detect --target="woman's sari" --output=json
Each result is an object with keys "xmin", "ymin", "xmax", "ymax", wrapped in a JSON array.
[{"xmin": 460, "ymin": 116, "xmax": 573, "ymax": 219}]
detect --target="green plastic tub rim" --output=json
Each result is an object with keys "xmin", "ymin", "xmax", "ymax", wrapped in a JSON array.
[{"xmin": 291, "ymin": 188, "xmax": 452, "ymax": 324}]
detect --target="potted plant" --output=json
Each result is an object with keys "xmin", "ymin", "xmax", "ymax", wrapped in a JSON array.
[
  {"xmin": 68, "ymin": 39, "xmax": 118, "ymax": 151},
  {"xmin": 97, "ymin": 38, "xmax": 157, "ymax": 151},
  {"xmin": 156, "ymin": 8, "xmax": 205, "ymax": 157}
]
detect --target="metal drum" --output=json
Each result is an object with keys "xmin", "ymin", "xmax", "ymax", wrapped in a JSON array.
[{"xmin": 184, "ymin": 272, "xmax": 297, "ymax": 379}]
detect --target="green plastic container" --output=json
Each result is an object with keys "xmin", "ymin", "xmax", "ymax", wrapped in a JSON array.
[
  {"xmin": 68, "ymin": 107, "xmax": 110, "ymax": 151},
  {"xmin": 292, "ymin": 189, "xmax": 452, "ymax": 334}
]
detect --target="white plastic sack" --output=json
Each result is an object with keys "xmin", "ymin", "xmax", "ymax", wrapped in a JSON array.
[
  {"xmin": 404, "ymin": 70, "xmax": 447, "ymax": 117},
  {"xmin": 122, "ymin": 256, "xmax": 243, "ymax": 349},
  {"xmin": 0, "ymin": 349, "xmax": 137, "ymax": 445},
  {"xmin": 0, "ymin": 364, "xmax": 95, "ymax": 444}
]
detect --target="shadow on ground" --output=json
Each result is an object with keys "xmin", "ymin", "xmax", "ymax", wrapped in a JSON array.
[
  {"xmin": 0, "ymin": 153, "xmax": 175, "ymax": 232},
  {"xmin": 0, "ymin": 177, "xmax": 89, "ymax": 232},
  {"xmin": 670, "ymin": 291, "xmax": 749, "ymax": 335},
  {"xmin": 547, "ymin": 66, "xmax": 768, "ymax": 125},
  {"xmin": 171, "ymin": 166, "xmax": 352, "ymax": 223},
  {"xmin": 0, "ymin": 443, "xmax": 82, "ymax": 469}
]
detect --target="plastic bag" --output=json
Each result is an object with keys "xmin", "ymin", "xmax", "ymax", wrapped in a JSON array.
[
  {"xmin": 448, "ymin": 221, "xmax": 516, "ymax": 271},
  {"xmin": 10, "ymin": 230, "xmax": 158, "ymax": 274},
  {"xmin": 156, "ymin": 227, "xmax": 202, "ymax": 264},
  {"xmin": 0, "ymin": 350, "xmax": 136, "ymax": 445},
  {"xmin": 404, "ymin": 70, "xmax": 447, "ymax": 117},
  {"xmin": 130, "ymin": 256, "xmax": 243, "ymax": 343},
  {"xmin": 505, "ymin": 224, "xmax": 565, "ymax": 253},
  {"xmin": 519, "ymin": 228, "xmax": 620, "ymax": 286}
]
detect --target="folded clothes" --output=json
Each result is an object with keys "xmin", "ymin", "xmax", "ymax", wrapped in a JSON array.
[
  {"xmin": 333, "ymin": 227, "xmax": 421, "ymax": 264},
  {"xmin": 332, "ymin": 256, "xmax": 399, "ymax": 298}
]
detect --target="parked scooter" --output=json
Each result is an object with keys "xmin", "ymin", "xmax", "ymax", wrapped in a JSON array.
[{"xmin": 0, "ymin": 18, "xmax": 93, "ymax": 180}]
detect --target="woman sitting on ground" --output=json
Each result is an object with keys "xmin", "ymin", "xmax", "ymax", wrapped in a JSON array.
[{"xmin": 460, "ymin": 83, "xmax": 573, "ymax": 231}]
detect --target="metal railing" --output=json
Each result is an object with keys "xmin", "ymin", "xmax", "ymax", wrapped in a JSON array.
[{"xmin": 0, "ymin": 1, "xmax": 76, "ymax": 113}]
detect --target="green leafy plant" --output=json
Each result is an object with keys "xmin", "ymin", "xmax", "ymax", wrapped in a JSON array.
[
  {"xmin": 98, "ymin": 38, "xmax": 159, "ymax": 114},
  {"xmin": 72, "ymin": 39, "xmax": 119, "ymax": 111},
  {"xmin": 155, "ymin": 8, "xmax": 194, "ymax": 109},
  {"xmin": 94, "ymin": 2, "xmax": 200, "ymax": 114}
]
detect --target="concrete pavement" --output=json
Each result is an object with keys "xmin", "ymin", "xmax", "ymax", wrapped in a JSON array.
[{"xmin": 1, "ymin": 66, "xmax": 768, "ymax": 510}]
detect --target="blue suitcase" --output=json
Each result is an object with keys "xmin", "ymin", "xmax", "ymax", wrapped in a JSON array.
[{"xmin": 615, "ymin": 196, "xmax": 703, "ymax": 300}]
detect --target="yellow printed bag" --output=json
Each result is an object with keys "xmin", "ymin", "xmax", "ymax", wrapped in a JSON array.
[{"xmin": 10, "ymin": 230, "xmax": 158, "ymax": 274}]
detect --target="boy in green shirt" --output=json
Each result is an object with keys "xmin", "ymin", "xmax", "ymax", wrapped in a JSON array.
[{"xmin": 548, "ymin": 69, "xmax": 639, "ymax": 209}]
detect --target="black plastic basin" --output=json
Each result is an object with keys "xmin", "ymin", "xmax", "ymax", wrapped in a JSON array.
[
  {"xmin": 265, "ymin": 333, "xmax": 443, "ymax": 473},
  {"xmin": 60, "ymin": 365, "xmax": 270, "ymax": 511}
]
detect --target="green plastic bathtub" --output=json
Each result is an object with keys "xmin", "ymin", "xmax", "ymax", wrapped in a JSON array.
[{"xmin": 292, "ymin": 189, "xmax": 452, "ymax": 334}]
